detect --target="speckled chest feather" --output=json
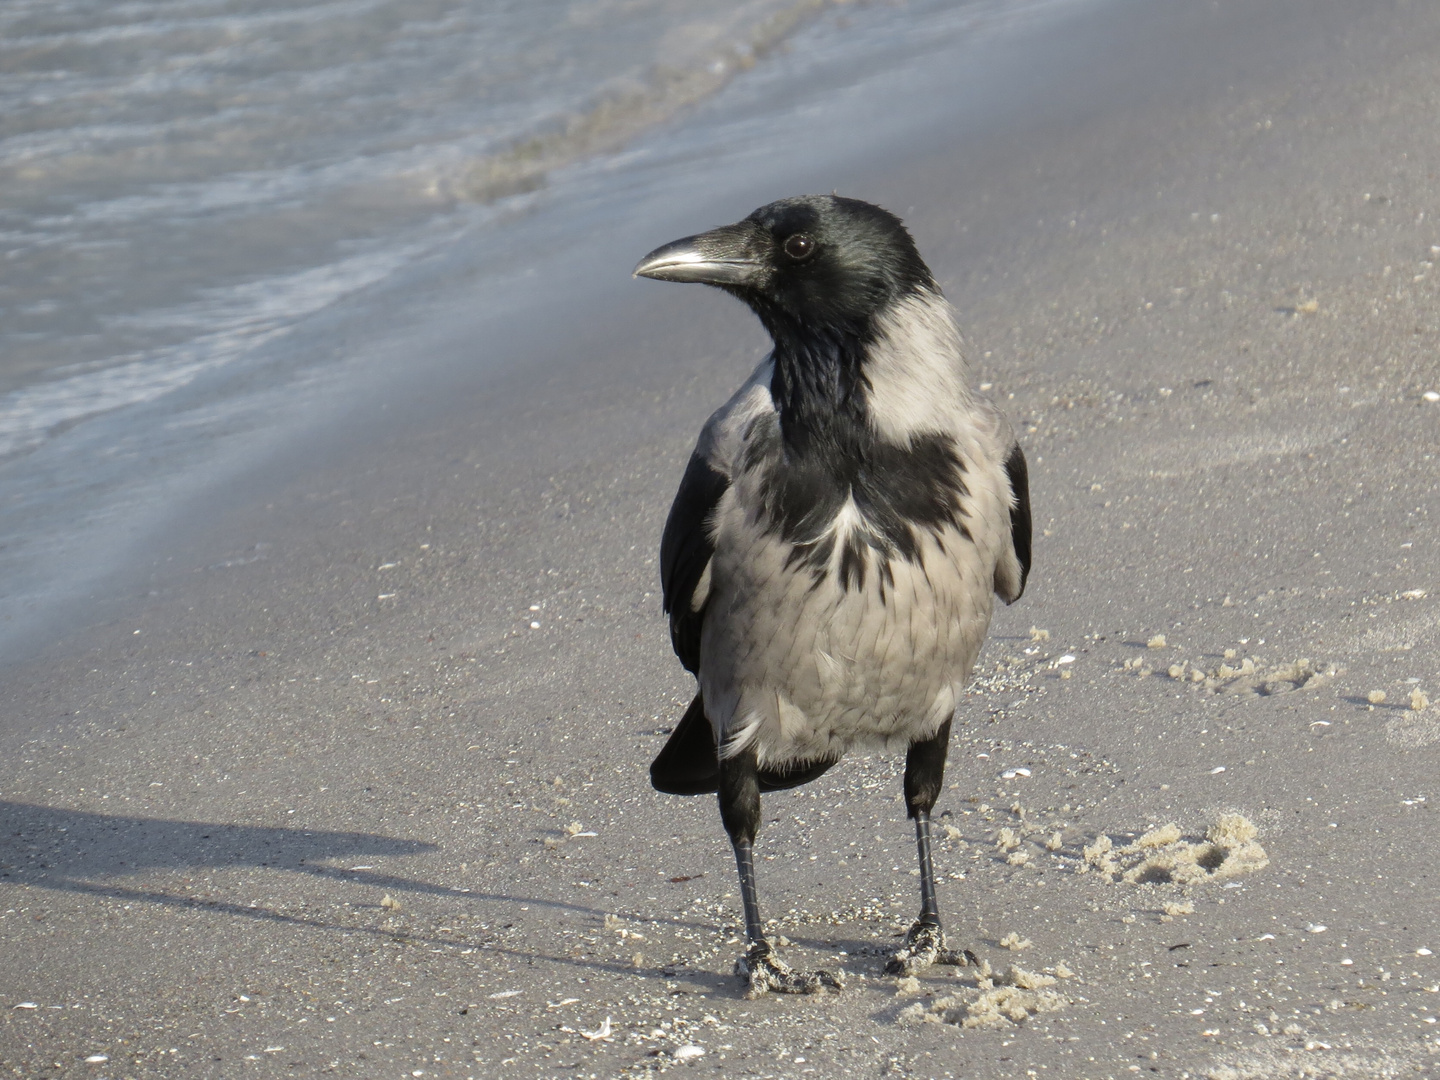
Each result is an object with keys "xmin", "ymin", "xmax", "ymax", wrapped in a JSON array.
[{"xmin": 739, "ymin": 409, "xmax": 972, "ymax": 593}]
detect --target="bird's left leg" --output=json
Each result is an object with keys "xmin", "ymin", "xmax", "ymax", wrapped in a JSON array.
[
  {"xmin": 886, "ymin": 719, "xmax": 979, "ymax": 975},
  {"xmin": 720, "ymin": 746, "xmax": 843, "ymax": 999}
]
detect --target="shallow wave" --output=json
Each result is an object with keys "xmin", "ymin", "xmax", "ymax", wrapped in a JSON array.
[{"xmin": 436, "ymin": 0, "xmax": 836, "ymax": 203}]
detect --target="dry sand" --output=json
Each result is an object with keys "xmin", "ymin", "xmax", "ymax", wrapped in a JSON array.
[{"xmin": 3, "ymin": 0, "xmax": 1440, "ymax": 1077}]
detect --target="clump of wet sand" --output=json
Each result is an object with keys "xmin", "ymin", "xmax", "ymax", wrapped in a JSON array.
[
  {"xmin": 1125, "ymin": 653, "xmax": 1333, "ymax": 696},
  {"xmin": 1081, "ymin": 815, "xmax": 1268, "ymax": 885},
  {"xmin": 897, "ymin": 962, "xmax": 1076, "ymax": 1029}
]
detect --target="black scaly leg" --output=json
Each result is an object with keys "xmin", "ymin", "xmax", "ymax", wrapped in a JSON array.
[
  {"xmin": 886, "ymin": 719, "xmax": 979, "ymax": 975},
  {"xmin": 719, "ymin": 746, "xmax": 843, "ymax": 998}
]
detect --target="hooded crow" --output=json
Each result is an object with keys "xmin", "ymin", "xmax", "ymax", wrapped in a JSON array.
[{"xmin": 634, "ymin": 195, "xmax": 1031, "ymax": 998}]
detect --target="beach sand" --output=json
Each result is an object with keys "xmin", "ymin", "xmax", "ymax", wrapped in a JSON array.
[{"xmin": 3, "ymin": 0, "xmax": 1439, "ymax": 1076}]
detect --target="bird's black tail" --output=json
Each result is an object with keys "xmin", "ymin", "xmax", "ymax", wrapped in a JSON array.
[
  {"xmin": 650, "ymin": 694, "xmax": 841, "ymax": 795},
  {"xmin": 650, "ymin": 695, "xmax": 720, "ymax": 795}
]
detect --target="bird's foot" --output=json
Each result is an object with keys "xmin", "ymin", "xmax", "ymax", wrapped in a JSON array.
[
  {"xmin": 734, "ymin": 941, "xmax": 844, "ymax": 999},
  {"xmin": 885, "ymin": 920, "xmax": 978, "ymax": 976}
]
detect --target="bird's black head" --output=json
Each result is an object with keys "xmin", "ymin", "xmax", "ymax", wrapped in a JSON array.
[{"xmin": 634, "ymin": 195, "xmax": 934, "ymax": 338}]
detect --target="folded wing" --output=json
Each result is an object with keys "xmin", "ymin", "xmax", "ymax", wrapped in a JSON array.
[{"xmin": 994, "ymin": 441, "xmax": 1032, "ymax": 603}]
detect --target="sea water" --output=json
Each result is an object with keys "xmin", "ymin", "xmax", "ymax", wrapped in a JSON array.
[{"xmin": 0, "ymin": 0, "xmax": 834, "ymax": 456}]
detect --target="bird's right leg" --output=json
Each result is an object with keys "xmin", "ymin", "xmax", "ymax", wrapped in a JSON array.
[
  {"xmin": 719, "ymin": 746, "xmax": 843, "ymax": 999},
  {"xmin": 886, "ymin": 720, "xmax": 980, "ymax": 975}
]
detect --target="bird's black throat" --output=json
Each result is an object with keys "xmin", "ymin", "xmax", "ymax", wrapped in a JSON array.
[{"xmin": 760, "ymin": 304, "xmax": 871, "ymax": 447}]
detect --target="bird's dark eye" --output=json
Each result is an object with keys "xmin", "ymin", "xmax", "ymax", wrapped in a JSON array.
[{"xmin": 782, "ymin": 234, "xmax": 815, "ymax": 260}]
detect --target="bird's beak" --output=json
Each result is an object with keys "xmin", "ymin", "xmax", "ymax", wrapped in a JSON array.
[{"xmin": 632, "ymin": 221, "xmax": 769, "ymax": 286}]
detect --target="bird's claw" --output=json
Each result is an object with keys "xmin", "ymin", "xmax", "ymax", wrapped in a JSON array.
[
  {"xmin": 885, "ymin": 920, "xmax": 978, "ymax": 976},
  {"xmin": 734, "ymin": 941, "xmax": 844, "ymax": 999}
]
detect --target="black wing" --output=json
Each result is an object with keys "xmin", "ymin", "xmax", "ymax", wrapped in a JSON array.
[
  {"xmin": 652, "ymin": 451, "xmax": 727, "ymax": 797},
  {"xmin": 1003, "ymin": 442, "xmax": 1033, "ymax": 599},
  {"xmin": 659, "ymin": 449, "xmax": 728, "ymax": 673}
]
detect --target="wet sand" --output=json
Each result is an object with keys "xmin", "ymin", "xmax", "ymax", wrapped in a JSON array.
[{"xmin": 3, "ymin": 0, "xmax": 1440, "ymax": 1076}]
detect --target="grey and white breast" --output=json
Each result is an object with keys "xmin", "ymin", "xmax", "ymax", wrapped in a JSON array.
[{"xmin": 686, "ymin": 293, "xmax": 1021, "ymax": 769}]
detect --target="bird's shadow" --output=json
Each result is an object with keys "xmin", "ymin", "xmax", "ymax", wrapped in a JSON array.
[
  {"xmin": 0, "ymin": 800, "xmax": 716, "ymax": 980},
  {"xmin": 0, "ymin": 798, "xmax": 433, "ymax": 884}
]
